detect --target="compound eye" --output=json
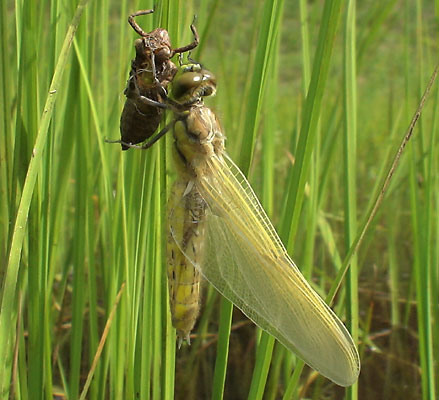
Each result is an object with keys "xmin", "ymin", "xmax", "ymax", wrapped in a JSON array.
[
  {"xmin": 203, "ymin": 71, "xmax": 217, "ymax": 86},
  {"xmin": 172, "ymin": 72, "xmax": 203, "ymax": 99}
]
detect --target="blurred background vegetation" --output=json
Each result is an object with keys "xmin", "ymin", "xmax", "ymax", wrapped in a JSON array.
[{"xmin": 0, "ymin": 0, "xmax": 438, "ymax": 399}]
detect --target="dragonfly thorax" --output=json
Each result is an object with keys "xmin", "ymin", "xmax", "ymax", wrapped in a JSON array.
[{"xmin": 172, "ymin": 106, "xmax": 224, "ymax": 177}]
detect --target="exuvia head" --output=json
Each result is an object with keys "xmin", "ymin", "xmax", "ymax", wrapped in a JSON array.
[
  {"xmin": 134, "ymin": 33, "xmax": 172, "ymax": 65},
  {"xmin": 171, "ymin": 63, "xmax": 217, "ymax": 105}
]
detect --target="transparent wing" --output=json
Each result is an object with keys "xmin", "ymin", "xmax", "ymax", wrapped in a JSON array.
[{"xmin": 169, "ymin": 154, "xmax": 360, "ymax": 386}]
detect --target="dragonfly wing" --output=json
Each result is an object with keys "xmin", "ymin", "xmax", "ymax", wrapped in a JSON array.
[{"xmin": 168, "ymin": 154, "xmax": 360, "ymax": 386}]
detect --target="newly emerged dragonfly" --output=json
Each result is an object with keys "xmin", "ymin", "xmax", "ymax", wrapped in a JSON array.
[
  {"xmin": 116, "ymin": 63, "xmax": 360, "ymax": 387},
  {"xmin": 118, "ymin": 9, "xmax": 199, "ymax": 150}
]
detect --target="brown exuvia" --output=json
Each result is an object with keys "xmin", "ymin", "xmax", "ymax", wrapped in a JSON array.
[{"xmin": 119, "ymin": 10, "xmax": 199, "ymax": 150}]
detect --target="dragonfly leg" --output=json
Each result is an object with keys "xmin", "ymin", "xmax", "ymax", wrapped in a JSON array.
[
  {"xmin": 128, "ymin": 9, "xmax": 155, "ymax": 37},
  {"xmin": 149, "ymin": 52, "xmax": 169, "ymax": 99},
  {"xmin": 105, "ymin": 119, "xmax": 175, "ymax": 150},
  {"xmin": 171, "ymin": 17, "xmax": 199, "ymax": 56},
  {"xmin": 129, "ymin": 69, "xmax": 168, "ymax": 109},
  {"xmin": 129, "ymin": 65, "xmax": 185, "ymax": 113}
]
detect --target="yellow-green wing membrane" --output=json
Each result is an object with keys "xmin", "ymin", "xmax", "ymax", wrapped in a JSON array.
[{"xmin": 169, "ymin": 153, "xmax": 360, "ymax": 387}]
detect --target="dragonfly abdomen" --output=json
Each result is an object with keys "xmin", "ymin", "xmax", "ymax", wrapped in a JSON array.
[{"xmin": 167, "ymin": 180, "xmax": 206, "ymax": 344}]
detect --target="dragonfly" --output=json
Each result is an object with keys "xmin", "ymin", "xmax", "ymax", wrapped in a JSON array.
[
  {"xmin": 116, "ymin": 62, "xmax": 361, "ymax": 387},
  {"xmin": 117, "ymin": 9, "xmax": 199, "ymax": 150}
]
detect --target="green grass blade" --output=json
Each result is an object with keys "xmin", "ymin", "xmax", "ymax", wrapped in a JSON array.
[
  {"xmin": 342, "ymin": 1, "xmax": 359, "ymax": 399},
  {"xmin": 211, "ymin": 298, "xmax": 233, "ymax": 400},
  {"xmin": 247, "ymin": 334, "xmax": 275, "ymax": 400},
  {"xmin": 0, "ymin": 2, "xmax": 90, "ymax": 397},
  {"xmin": 280, "ymin": 0, "xmax": 343, "ymax": 247},
  {"xmin": 238, "ymin": 0, "xmax": 284, "ymax": 176}
]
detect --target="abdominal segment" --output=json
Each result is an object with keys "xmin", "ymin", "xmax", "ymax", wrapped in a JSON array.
[{"xmin": 167, "ymin": 180, "xmax": 206, "ymax": 344}]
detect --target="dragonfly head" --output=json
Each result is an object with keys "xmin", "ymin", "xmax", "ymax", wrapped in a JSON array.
[{"xmin": 171, "ymin": 63, "xmax": 217, "ymax": 105}]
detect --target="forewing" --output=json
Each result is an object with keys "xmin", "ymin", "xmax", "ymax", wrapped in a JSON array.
[{"xmin": 169, "ymin": 154, "xmax": 360, "ymax": 386}]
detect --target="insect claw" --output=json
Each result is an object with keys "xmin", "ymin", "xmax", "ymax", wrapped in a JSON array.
[
  {"xmin": 178, "ymin": 53, "xmax": 184, "ymax": 66},
  {"xmin": 176, "ymin": 331, "xmax": 192, "ymax": 348},
  {"xmin": 104, "ymin": 137, "xmax": 121, "ymax": 144}
]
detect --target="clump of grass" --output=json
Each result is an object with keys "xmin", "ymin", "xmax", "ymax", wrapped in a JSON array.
[{"xmin": 1, "ymin": 0, "xmax": 438, "ymax": 399}]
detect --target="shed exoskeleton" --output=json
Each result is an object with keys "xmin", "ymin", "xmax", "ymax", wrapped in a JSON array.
[{"xmin": 118, "ymin": 10, "xmax": 199, "ymax": 150}]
